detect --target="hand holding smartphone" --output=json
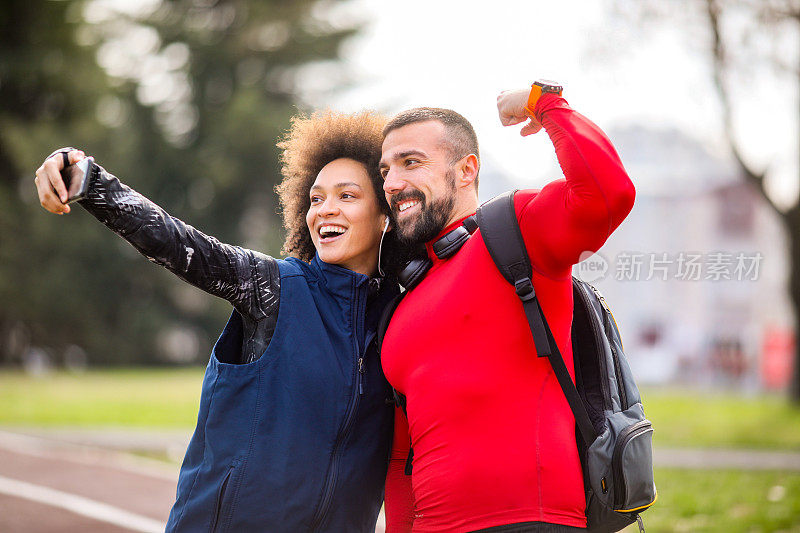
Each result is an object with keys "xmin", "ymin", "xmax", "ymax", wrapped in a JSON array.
[
  {"xmin": 34, "ymin": 148, "xmax": 92, "ymax": 214},
  {"xmin": 60, "ymin": 156, "xmax": 94, "ymax": 203}
]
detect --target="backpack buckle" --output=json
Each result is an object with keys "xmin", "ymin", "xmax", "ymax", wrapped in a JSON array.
[{"xmin": 514, "ymin": 277, "xmax": 536, "ymax": 301}]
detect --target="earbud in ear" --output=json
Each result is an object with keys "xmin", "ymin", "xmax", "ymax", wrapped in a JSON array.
[{"xmin": 383, "ymin": 217, "xmax": 390, "ymax": 231}]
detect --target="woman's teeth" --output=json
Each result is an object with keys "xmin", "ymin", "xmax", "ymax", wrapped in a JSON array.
[
  {"xmin": 398, "ymin": 201, "xmax": 419, "ymax": 212},
  {"xmin": 319, "ymin": 225, "xmax": 347, "ymax": 238}
]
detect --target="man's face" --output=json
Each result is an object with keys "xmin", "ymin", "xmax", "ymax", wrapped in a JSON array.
[{"xmin": 380, "ymin": 121, "xmax": 458, "ymax": 244}]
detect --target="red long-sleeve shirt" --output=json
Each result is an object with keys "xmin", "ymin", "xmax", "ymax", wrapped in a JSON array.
[{"xmin": 382, "ymin": 94, "xmax": 636, "ymax": 532}]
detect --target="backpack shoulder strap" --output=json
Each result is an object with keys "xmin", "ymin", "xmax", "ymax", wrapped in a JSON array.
[
  {"xmin": 477, "ymin": 191, "xmax": 550, "ymax": 358},
  {"xmin": 476, "ymin": 191, "xmax": 531, "ymax": 287},
  {"xmin": 477, "ymin": 190, "xmax": 597, "ymax": 446}
]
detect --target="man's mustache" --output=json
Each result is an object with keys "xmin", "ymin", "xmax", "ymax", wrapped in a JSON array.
[{"xmin": 390, "ymin": 189, "xmax": 425, "ymax": 212}]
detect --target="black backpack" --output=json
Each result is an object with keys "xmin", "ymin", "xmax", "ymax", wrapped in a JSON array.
[{"xmin": 379, "ymin": 190, "xmax": 657, "ymax": 532}]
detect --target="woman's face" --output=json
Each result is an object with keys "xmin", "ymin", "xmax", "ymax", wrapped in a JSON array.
[{"xmin": 306, "ymin": 158, "xmax": 387, "ymax": 276}]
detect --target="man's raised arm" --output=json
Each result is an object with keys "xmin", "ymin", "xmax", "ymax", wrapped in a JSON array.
[{"xmin": 496, "ymin": 85, "xmax": 636, "ymax": 277}]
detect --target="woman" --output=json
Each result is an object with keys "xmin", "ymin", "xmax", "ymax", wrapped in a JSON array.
[{"xmin": 34, "ymin": 111, "xmax": 403, "ymax": 532}]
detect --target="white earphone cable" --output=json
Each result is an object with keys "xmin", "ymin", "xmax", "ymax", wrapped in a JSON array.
[{"xmin": 377, "ymin": 217, "xmax": 390, "ymax": 277}]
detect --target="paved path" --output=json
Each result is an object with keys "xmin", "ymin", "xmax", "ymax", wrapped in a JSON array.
[
  {"xmin": 0, "ymin": 428, "xmax": 388, "ymax": 532},
  {"xmin": 6, "ymin": 427, "xmax": 800, "ymax": 472},
  {"xmin": 0, "ymin": 427, "xmax": 192, "ymax": 455},
  {"xmin": 655, "ymin": 447, "xmax": 800, "ymax": 471},
  {"xmin": 0, "ymin": 431, "xmax": 177, "ymax": 532}
]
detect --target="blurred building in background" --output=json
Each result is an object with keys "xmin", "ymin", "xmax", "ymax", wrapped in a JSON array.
[
  {"xmin": 573, "ymin": 125, "xmax": 794, "ymax": 392},
  {"xmin": 475, "ymin": 124, "xmax": 794, "ymax": 392}
]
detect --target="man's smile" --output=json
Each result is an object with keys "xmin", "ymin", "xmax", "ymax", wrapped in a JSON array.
[
  {"xmin": 396, "ymin": 200, "xmax": 421, "ymax": 218},
  {"xmin": 391, "ymin": 190, "xmax": 426, "ymax": 220},
  {"xmin": 397, "ymin": 200, "xmax": 420, "ymax": 212}
]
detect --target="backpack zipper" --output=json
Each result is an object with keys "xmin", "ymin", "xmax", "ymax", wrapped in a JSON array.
[
  {"xmin": 590, "ymin": 284, "xmax": 628, "ymax": 409},
  {"xmin": 308, "ymin": 286, "xmax": 370, "ymax": 531},
  {"xmin": 576, "ymin": 283, "xmax": 611, "ymax": 407},
  {"xmin": 612, "ymin": 420, "xmax": 653, "ymax": 507},
  {"xmin": 610, "ymin": 341, "xmax": 628, "ymax": 410}
]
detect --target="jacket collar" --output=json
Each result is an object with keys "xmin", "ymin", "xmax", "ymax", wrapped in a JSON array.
[{"xmin": 310, "ymin": 253, "xmax": 370, "ymax": 298}]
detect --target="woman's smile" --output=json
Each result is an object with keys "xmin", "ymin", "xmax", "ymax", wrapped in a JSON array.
[{"xmin": 317, "ymin": 223, "xmax": 348, "ymax": 242}]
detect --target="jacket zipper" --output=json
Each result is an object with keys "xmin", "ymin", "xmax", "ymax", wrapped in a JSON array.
[
  {"xmin": 612, "ymin": 420, "xmax": 653, "ymax": 507},
  {"xmin": 308, "ymin": 283, "xmax": 368, "ymax": 531},
  {"xmin": 358, "ymin": 355, "xmax": 365, "ymax": 395},
  {"xmin": 357, "ymin": 332, "xmax": 376, "ymax": 396}
]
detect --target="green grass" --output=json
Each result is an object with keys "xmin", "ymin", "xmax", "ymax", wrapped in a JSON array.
[
  {"xmin": 624, "ymin": 468, "xmax": 800, "ymax": 533},
  {"xmin": 0, "ymin": 368, "xmax": 203, "ymax": 427},
  {"xmin": 4, "ymin": 370, "xmax": 800, "ymax": 450},
  {"xmin": 642, "ymin": 388, "xmax": 800, "ymax": 450}
]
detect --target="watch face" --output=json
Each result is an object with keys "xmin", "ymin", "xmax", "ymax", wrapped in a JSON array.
[{"xmin": 535, "ymin": 79, "xmax": 563, "ymax": 93}]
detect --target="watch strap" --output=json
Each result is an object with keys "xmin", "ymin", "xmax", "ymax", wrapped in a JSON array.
[
  {"xmin": 525, "ymin": 84, "xmax": 543, "ymax": 117},
  {"xmin": 525, "ymin": 80, "xmax": 563, "ymax": 118}
]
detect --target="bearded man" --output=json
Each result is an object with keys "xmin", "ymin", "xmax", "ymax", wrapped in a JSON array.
[{"xmin": 379, "ymin": 81, "xmax": 636, "ymax": 533}]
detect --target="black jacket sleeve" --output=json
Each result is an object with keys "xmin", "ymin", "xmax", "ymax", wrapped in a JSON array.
[{"xmin": 78, "ymin": 162, "xmax": 280, "ymax": 363}]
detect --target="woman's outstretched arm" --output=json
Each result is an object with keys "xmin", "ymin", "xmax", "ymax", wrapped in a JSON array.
[{"xmin": 34, "ymin": 148, "xmax": 279, "ymax": 327}]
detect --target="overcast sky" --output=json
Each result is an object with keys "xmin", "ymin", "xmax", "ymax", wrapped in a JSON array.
[{"xmin": 306, "ymin": 0, "xmax": 798, "ymax": 209}]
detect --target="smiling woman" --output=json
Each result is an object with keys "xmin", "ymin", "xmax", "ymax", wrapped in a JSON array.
[
  {"xmin": 277, "ymin": 110, "xmax": 405, "ymax": 273},
  {"xmin": 33, "ymin": 109, "xmax": 409, "ymax": 532},
  {"xmin": 306, "ymin": 159, "xmax": 386, "ymax": 275}
]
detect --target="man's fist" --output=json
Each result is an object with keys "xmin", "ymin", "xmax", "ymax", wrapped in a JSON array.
[
  {"xmin": 496, "ymin": 88, "xmax": 542, "ymax": 136},
  {"xmin": 34, "ymin": 148, "xmax": 85, "ymax": 214}
]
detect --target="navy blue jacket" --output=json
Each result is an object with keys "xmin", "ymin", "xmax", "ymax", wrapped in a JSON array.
[
  {"xmin": 79, "ymin": 164, "xmax": 397, "ymax": 532},
  {"xmin": 166, "ymin": 258, "xmax": 397, "ymax": 532}
]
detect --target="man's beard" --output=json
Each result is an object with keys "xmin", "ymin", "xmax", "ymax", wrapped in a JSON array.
[{"xmin": 392, "ymin": 169, "xmax": 457, "ymax": 245}]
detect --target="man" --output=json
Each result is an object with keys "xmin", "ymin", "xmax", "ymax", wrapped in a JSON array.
[{"xmin": 379, "ymin": 82, "xmax": 636, "ymax": 532}]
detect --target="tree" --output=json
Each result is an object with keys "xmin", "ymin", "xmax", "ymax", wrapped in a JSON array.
[
  {"xmin": 610, "ymin": 0, "xmax": 800, "ymax": 399},
  {"xmin": 0, "ymin": 0, "xmax": 358, "ymax": 365}
]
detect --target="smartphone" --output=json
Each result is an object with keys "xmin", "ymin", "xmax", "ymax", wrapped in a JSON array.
[{"xmin": 60, "ymin": 156, "xmax": 94, "ymax": 203}]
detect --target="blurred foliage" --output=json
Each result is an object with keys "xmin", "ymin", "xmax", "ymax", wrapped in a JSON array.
[{"xmin": 0, "ymin": 0, "xmax": 358, "ymax": 365}]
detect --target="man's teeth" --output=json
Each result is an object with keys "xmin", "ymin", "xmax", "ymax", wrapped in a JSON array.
[
  {"xmin": 398, "ymin": 201, "xmax": 420, "ymax": 212},
  {"xmin": 320, "ymin": 225, "xmax": 346, "ymax": 237}
]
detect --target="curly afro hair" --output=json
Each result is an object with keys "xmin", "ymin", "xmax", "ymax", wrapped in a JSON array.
[{"xmin": 276, "ymin": 109, "xmax": 407, "ymax": 273}]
